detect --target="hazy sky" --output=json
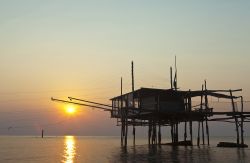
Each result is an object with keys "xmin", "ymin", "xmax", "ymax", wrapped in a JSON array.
[{"xmin": 0, "ymin": 0, "xmax": 250, "ymax": 136}]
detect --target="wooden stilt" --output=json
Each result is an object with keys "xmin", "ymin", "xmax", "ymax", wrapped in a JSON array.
[
  {"xmin": 125, "ymin": 110, "xmax": 128, "ymax": 147},
  {"xmin": 190, "ymin": 121, "xmax": 193, "ymax": 145},
  {"xmin": 133, "ymin": 126, "xmax": 135, "ymax": 146},
  {"xmin": 121, "ymin": 120, "xmax": 124, "ymax": 146},
  {"xmin": 173, "ymin": 123, "xmax": 176, "ymax": 143},
  {"xmin": 171, "ymin": 124, "xmax": 174, "ymax": 143},
  {"xmin": 188, "ymin": 91, "xmax": 193, "ymax": 145},
  {"xmin": 184, "ymin": 121, "xmax": 187, "ymax": 141},
  {"xmin": 202, "ymin": 121, "xmax": 205, "ymax": 145},
  {"xmin": 176, "ymin": 123, "xmax": 178, "ymax": 142},
  {"xmin": 152, "ymin": 122, "xmax": 156, "ymax": 144},
  {"xmin": 205, "ymin": 117, "xmax": 210, "ymax": 145},
  {"xmin": 230, "ymin": 90, "xmax": 240, "ymax": 145},
  {"xmin": 155, "ymin": 123, "xmax": 157, "ymax": 144},
  {"xmin": 197, "ymin": 84, "xmax": 203, "ymax": 146},
  {"xmin": 158, "ymin": 123, "xmax": 161, "ymax": 145},
  {"xmin": 241, "ymin": 117, "xmax": 244, "ymax": 145},
  {"xmin": 148, "ymin": 121, "xmax": 152, "ymax": 145},
  {"xmin": 240, "ymin": 96, "xmax": 244, "ymax": 145},
  {"xmin": 197, "ymin": 121, "xmax": 200, "ymax": 146},
  {"xmin": 120, "ymin": 77, "xmax": 124, "ymax": 146},
  {"xmin": 41, "ymin": 129, "xmax": 44, "ymax": 138},
  {"xmin": 204, "ymin": 80, "xmax": 210, "ymax": 145}
]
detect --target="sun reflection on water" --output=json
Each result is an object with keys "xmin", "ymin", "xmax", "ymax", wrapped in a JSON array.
[{"xmin": 63, "ymin": 136, "xmax": 76, "ymax": 163}]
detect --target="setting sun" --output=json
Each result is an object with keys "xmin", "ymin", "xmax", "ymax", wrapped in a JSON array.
[{"xmin": 65, "ymin": 106, "xmax": 76, "ymax": 115}]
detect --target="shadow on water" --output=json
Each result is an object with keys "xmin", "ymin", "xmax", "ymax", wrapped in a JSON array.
[
  {"xmin": 109, "ymin": 143, "xmax": 250, "ymax": 163},
  {"xmin": 110, "ymin": 145, "xmax": 214, "ymax": 163},
  {"xmin": 237, "ymin": 148, "xmax": 246, "ymax": 161}
]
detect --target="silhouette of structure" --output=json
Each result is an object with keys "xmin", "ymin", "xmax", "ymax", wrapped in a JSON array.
[{"xmin": 52, "ymin": 60, "xmax": 250, "ymax": 148}]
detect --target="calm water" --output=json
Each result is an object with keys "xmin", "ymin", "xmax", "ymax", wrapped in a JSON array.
[{"xmin": 0, "ymin": 136, "xmax": 249, "ymax": 163}]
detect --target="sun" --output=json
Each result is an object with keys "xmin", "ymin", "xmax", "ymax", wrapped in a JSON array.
[{"xmin": 65, "ymin": 106, "xmax": 76, "ymax": 115}]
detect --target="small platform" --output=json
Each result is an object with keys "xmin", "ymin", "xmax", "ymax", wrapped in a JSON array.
[
  {"xmin": 163, "ymin": 140, "xmax": 193, "ymax": 146},
  {"xmin": 217, "ymin": 142, "xmax": 248, "ymax": 148}
]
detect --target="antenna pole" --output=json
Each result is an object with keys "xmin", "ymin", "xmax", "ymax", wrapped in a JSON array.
[
  {"xmin": 132, "ymin": 61, "xmax": 134, "ymax": 93},
  {"xmin": 173, "ymin": 56, "xmax": 177, "ymax": 90},
  {"xmin": 131, "ymin": 61, "xmax": 136, "ymax": 146},
  {"xmin": 170, "ymin": 67, "xmax": 173, "ymax": 89},
  {"xmin": 175, "ymin": 56, "xmax": 177, "ymax": 90}
]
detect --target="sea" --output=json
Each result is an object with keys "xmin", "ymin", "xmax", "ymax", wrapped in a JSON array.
[{"xmin": 0, "ymin": 136, "xmax": 249, "ymax": 163}]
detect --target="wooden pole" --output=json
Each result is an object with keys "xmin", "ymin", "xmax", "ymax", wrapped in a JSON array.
[
  {"xmin": 176, "ymin": 123, "xmax": 178, "ymax": 142},
  {"xmin": 121, "ymin": 121, "xmax": 123, "ymax": 146},
  {"xmin": 205, "ymin": 117, "xmax": 210, "ymax": 145},
  {"xmin": 197, "ymin": 121, "xmax": 200, "ymax": 146},
  {"xmin": 188, "ymin": 91, "xmax": 193, "ymax": 145},
  {"xmin": 202, "ymin": 121, "xmax": 205, "ymax": 145},
  {"xmin": 204, "ymin": 80, "xmax": 210, "ymax": 145},
  {"xmin": 133, "ymin": 127, "xmax": 135, "ymax": 146},
  {"xmin": 131, "ymin": 61, "xmax": 136, "ymax": 146},
  {"xmin": 120, "ymin": 77, "xmax": 124, "ymax": 146},
  {"xmin": 197, "ymin": 85, "xmax": 203, "ymax": 146},
  {"xmin": 132, "ymin": 61, "xmax": 134, "ymax": 100},
  {"xmin": 173, "ymin": 123, "xmax": 176, "ymax": 143},
  {"xmin": 230, "ymin": 90, "xmax": 239, "ymax": 145},
  {"xmin": 152, "ymin": 122, "xmax": 156, "ymax": 144},
  {"xmin": 171, "ymin": 123, "xmax": 174, "ymax": 143},
  {"xmin": 125, "ymin": 109, "xmax": 128, "ymax": 147},
  {"xmin": 155, "ymin": 123, "xmax": 157, "ymax": 144},
  {"xmin": 184, "ymin": 121, "xmax": 187, "ymax": 141},
  {"xmin": 170, "ymin": 67, "xmax": 173, "ymax": 89},
  {"xmin": 174, "ymin": 56, "xmax": 177, "ymax": 90},
  {"xmin": 41, "ymin": 129, "xmax": 44, "ymax": 138},
  {"xmin": 206, "ymin": 117, "xmax": 210, "ymax": 145},
  {"xmin": 158, "ymin": 123, "xmax": 161, "ymax": 145},
  {"xmin": 240, "ymin": 96, "xmax": 244, "ymax": 145},
  {"xmin": 190, "ymin": 121, "xmax": 193, "ymax": 145},
  {"xmin": 148, "ymin": 121, "xmax": 152, "ymax": 145}
]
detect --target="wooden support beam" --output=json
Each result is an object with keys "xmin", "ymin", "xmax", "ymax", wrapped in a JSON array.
[
  {"xmin": 170, "ymin": 67, "xmax": 173, "ymax": 89},
  {"xmin": 197, "ymin": 84, "xmax": 203, "ymax": 146},
  {"xmin": 205, "ymin": 117, "xmax": 210, "ymax": 145},
  {"xmin": 120, "ymin": 78, "xmax": 123, "ymax": 146},
  {"xmin": 205, "ymin": 80, "xmax": 210, "ymax": 145},
  {"xmin": 176, "ymin": 123, "xmax": 178, "ymax": 142},
  {"xmin": 240, "ymin": 96, "xmax": 244, "ymax": 145},
  {"xmin": 133, "ymin": 126, "xmax": 135, "ymax": 146},
  {"xmin": 173, "ymin": 122, "xmax": 176, "ymax": 143},
  {"xmin": 148, "ymin": 121, "xmax": 152, "ymax": 145},
  {"xmin": 197, "ymin": 121, "xmax": 200, "ymax": 146},
  {"xmin": 125, "ymin": 109, "xmax": 128, "ymax": 147},
  {"xmin": 184, "ymin": 121, "xmax": 187, "ymax": 141},
  {"xmin": 131, "ymin": 61, "xmax": 136, "ymax": 146},
  {"xmin": 158, "ymin": 123, "xmax": 161, "ymax": 145},
  {"xmin": 188, "ymin": 92, "xmax": 193, "ymax": 145},
  {"xmin": 171, "ymin": 124, "xmax": 174, "ymax": 143},
  {"xmin": 202, "ymin": 121, "xmax": 205, "ymax": 145},
  {"xmin": 230, "ymin": 90, "xmax": 240, "ymax": 145},
  {"xmin": 190, "ymin": 121, "xmax": 193, "ymax": 145},
  {"xmin": 152, "ymin": 123, "xmax": 154, "ymax": 144}
]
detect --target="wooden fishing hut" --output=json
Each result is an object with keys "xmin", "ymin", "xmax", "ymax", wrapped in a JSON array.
[
  {"xmin": 110, "ymin": 85, "xmax": 248, "ymax": 147},
  {"xmin": 109, "ymin": 61, "xmax": 249, "ymax": 147}
]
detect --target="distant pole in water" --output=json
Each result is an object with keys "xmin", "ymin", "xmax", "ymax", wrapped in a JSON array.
[{"xmin": 42, "ymin": 129, "xmax": 44, "ymax": 138}]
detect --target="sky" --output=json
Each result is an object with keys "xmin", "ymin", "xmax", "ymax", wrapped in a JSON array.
[{"xmin": 0, "ymin": 0, "xmax": 250, "ymax": 136}]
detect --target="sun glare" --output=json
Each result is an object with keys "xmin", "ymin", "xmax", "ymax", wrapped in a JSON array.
[{"xmin": 65, "ymin": 106, "xmax": 76, "ymax": 115}]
